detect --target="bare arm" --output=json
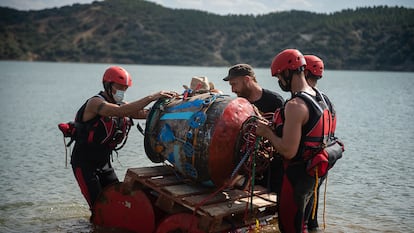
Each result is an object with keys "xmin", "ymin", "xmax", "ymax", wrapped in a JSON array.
[
  {"xmin": 133, "ymin": 109, "xmax": 150, "ymax": 119},
  {"xmin": 256, "ymin": 97, "xmax": 308, "ymax": 160},
  {"xmin": 83, "ymin": 91, "xmax": 176, "ymax": 121}
]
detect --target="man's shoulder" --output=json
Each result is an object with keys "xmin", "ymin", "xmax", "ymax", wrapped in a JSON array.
[
  {"xmin": 262, "ymin": 88, "xmax": 284, "ymax": 100},
  {"xmin": 263, "ymin": 88, "xmax": 279, "ymax": 95},
  {"xmin": 252, "ymin": 88, "xmax": 285, "ymax": 113}
]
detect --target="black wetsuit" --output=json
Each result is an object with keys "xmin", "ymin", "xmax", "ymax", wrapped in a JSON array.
[
  {"xmin": 276, "ymin": 90, "xmax": 332, "ymax": 233},
  {"xmin": 305, "ymin": 91, "xmax": 336, "ymax": 230},
  {"xmin": 71, "ymin": 92, "xmax": 131, "ymax": 208}
]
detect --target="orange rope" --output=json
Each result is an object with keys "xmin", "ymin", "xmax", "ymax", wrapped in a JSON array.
[
  {"xmin": 193, "ymin": 181, "xmax": 228, "ymax": 215},
  {"xmin": 63, "ymin": 136, "xmax": 68, "ymax": 168},
  {"xmin": 311, "ymin": 167, "xmax": 319, "ymax": 220},
  {"xmin": 323, "ymin": 174, "xmax": 328, "ymax": 230}
]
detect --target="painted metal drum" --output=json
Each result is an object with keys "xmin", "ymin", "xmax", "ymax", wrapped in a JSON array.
[{"xmin": 144, "ymin": 93, "xmax": 256, "ymax": 187}]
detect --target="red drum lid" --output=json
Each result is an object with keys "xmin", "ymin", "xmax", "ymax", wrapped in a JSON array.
[{"xmin": 208, "ymin": 97, "xmax": 255, "ymax": 187}]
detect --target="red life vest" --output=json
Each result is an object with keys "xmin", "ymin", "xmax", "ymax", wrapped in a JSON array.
[
  {"xmin": 272, "ymin": 88, "xmax": 333, "ymax": 177},
  {"xmin": 75, "ymin": 92, "xmax": 132, "ymax": 150},
  {"xmin": 322, "ymin": 92, "xmax": 337, "ymax": 135}
]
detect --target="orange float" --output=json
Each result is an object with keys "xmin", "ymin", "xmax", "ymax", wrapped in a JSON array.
[{"xmin": 91, "ymin": 182, "xmax": 155, "ymax": 233}]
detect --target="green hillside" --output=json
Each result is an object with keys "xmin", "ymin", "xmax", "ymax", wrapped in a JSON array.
[{"xmin": 1, "ymin": 0, "xmax": 413, "ymax": 71}]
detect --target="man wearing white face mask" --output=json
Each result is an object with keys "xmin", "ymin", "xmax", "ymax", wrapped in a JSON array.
[{"xmin": 70, "ymin": 66, "xmax": 176, "ymax": 213}]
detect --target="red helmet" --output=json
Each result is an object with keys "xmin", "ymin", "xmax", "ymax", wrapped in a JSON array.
[
  {"xmin": 304, "ymin": 55, "xmax": 324, "ymax": 77},
  {"xmin": 102, "ymin": 66, "xmax": 132, "ymax": 87},
  {"xmin": 271, "ymin": 49, "xmax": 306, "ymax": 76}
]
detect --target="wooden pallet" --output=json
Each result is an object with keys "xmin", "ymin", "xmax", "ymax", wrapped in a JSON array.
[{"xmin": 123, "ymin": 165, "xmax": 277, "ymax": 232}]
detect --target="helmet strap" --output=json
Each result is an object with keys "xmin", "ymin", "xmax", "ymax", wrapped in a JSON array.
[
  {"xmin": 278, "ymin": 66, "xmax": 305, "ymax": 92},
  {"xmin": 305, "ymin": 70, "xmax": 321, "ymax": 80},
  {"xmin": 104, "ymin": 82, "xmax": 115, "ymax": 102},
  {"xmin": 278, "ymin": 70, "xmax": 293, "ymax": 92}
]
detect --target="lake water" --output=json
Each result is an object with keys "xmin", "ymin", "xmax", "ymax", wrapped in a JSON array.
[{"xmin": 0, "ymin": 61, "xmax": 413, "ymax": 233}]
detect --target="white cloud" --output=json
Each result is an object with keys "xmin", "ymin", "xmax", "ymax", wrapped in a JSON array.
[
  {"xmin": 0, "ymin": 0, "xmax": 102, "ymax": 10},
  {"xmin": 0, "ymin": 0, "xmax": 413, "ymax": 14},
  {"xmin": 149, "ymin": 0, "xmax": 414, "ymax": 15}
]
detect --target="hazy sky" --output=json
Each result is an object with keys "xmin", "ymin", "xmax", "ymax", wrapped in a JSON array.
[{"xmin": 1, "ymin": 0, "xmax": 413, "ymax": 15}]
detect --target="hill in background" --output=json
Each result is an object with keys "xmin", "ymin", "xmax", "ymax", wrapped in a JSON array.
[{"xmin": 1, "ymin": 0, "xmax": 413, "ymax": 71}]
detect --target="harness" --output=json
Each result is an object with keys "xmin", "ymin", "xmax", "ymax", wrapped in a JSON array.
[
  {"xmin": 271, "ymin": 88, "xmax": 341, "ymax": 227},
  {"xmin": 271, "ymin": 88, "xmax": 332, "ymax": 159},
  {"xmin": 295, "ymin": 90, "xmax": 332, "ymax": 162},
  {"xmin": 75, "ymin": 92, "xmax": 132, "ymax": 151}
]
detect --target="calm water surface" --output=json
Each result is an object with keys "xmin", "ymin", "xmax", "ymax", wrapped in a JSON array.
[{"xmin": 0, "ymin": 61, "xmax": 413, "ymax": 233}]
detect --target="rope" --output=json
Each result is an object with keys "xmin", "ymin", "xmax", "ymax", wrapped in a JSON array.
[
  {"xmin": 191, "ymin": 93, "xmax": 218, "ymax": 167},
  {"xmin": 238, "ymin": 116, "xmax": 272, "ymax": 174},
  {"xmin": 231, "ymin": 150, "xmax": 250, "ymax": 179},
  {"xmin": 193, "ymin": 132, "xmax": 263, "ymax": 223},
  {"xmin": 191, "ymin": 114, "xmax": 273, "ymax": 230},
  {"xmin": 244, "ymin": 174, "xmax": 252, "ymax": 221},
  {"xmin": 193, "ymin": 181, "xmax": 229, "ymax": 215},
  {"xmin": 249, "ymin": 136, "xmax": 262, "ymax": 213},
  {"xmin": 311, "ymin": 166, "xmax": 319, "ymax": 220},
  {"xmin": 231, "ymin": 117, "xmax": 261, "ymax": 179},
  {"xmin": 250, "ymin": 149, "xmax": 256, "ymax": 214},
  {"xmin": 323, "ymin": 174, "xmax": 328, "ymax": 230},
  {"xmin": 255, "ymin": 219, "xmax": 260, "ymax": 233},
  {"xmin": 63, "ymin": 136, "xmax": 68, "ymax": 168}
]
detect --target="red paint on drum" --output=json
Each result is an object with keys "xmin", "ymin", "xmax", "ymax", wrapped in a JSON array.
[{"xmin": 209, "ymin": 97, "xmax": 255, "ymax": 187}]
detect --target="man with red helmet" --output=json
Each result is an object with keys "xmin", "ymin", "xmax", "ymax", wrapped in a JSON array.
[
  {"xmin": 256, "ymin": 49, "xmax": 334, "ymax": 233},
  {"xmin": 304, "ymin": 55, "xmax": 323, "ymax": 87},
  {"xmin": 304, "ymin": 54, "xmax": 336, "ymax": 134},
  {"xmin": 71, "ymin": 66, "xmax": 176, "ymax": 213},
  {"xmin": 303, "ymin": 54, "xmax": 337, "ymax": 232}
]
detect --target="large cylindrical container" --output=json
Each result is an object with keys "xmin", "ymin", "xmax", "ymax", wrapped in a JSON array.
[{"xmin": 144, "ymin": 93, "xmax": 256, "ymax": 187}]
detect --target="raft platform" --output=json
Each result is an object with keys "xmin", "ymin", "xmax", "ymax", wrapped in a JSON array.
[{"xmin": 123, "ymin": 165, "xmax": 278, "ymax": 232}]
